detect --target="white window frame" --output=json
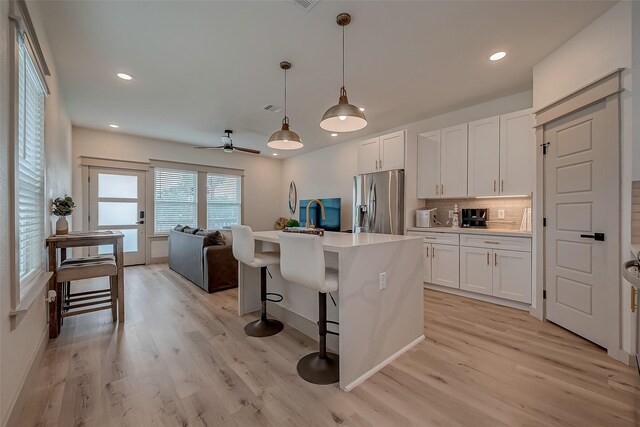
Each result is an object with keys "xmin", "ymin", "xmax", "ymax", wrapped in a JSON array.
[{"xmin": 8, "ymin": 0, "xmax": 51, "ymax": 320}]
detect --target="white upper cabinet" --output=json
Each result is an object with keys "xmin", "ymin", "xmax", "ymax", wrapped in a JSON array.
[
  {"xmin": 500, "ymin": 109, "xmax": 534, "ymax": 195},
  {"xmin": 357, "ymin": 131, "xmax": 405, "ymax": 175},
  {"xmin": 468, "ymin": 116, "xmax": 500, "ymax": 197},
  {"xmin": 380, "ymin": 130, "xmax": 406, "ymax": 171},
  {"xmin": 358, "ymin": 137, "xmax": 382, "ymax": 175},
  {"xmin": 440, "ymin": 124, "xmax": 468, "ymax": 198},
  {"xmin": 417, "ymin": 130, "xmax": 441, "ymax": 198}
]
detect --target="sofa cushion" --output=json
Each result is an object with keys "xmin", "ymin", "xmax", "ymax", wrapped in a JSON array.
[
  {"xmin": 196, "ymin": 229, "xmax": 228, "ymax": 246},
  {"xmin": 174, "ymin": 224, "xmax": 187, "ymax": 232}
]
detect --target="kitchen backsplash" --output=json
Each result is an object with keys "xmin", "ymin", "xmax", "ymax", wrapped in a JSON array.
[
  {"xmin": 633, "ymin": 181, "xmax": 640, "ymax": 244},
  {"xmin": 421, "ymin": 197, "xmax": 532, "ymax": 230}
]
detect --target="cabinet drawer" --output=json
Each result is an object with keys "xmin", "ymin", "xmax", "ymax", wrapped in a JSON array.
[
  {"xmin": 408, "ymin": 231, "xmax": 459, "ymax": 245},
  {"xmin": 460, "ymin": 234, "xmax": 531, "ymax": 252}
]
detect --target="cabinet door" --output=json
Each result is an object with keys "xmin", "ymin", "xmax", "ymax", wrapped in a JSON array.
[
  {"xmin": 431, "ymin": 244, "xmax": 459, "ymax": 289},
  {"xmin": 417, "ymin": 131, "xmax": 441, "ymax": 198},
  {"xmin": 441, "ymin": 124, "xmax": 468, "ymax": 198},
  {"xmin": 492, "ymin": 249, "xmax": 531, "ymax": 303},
  {"xmin": 468, "ymin": 116, "xmax": 500, "ymax": 197},
  {"xmin": 460, "ymin": 246, "xmax": 493, "ymax": 295},
  {"xmin": 357, "ymin": 137, "xmax": 380, "ymax": 175},
  {"xmin": 422, "ymin": 243, "xmax": 432, "ymax": 283},
  {"xmin": 500, "ymin": 109, "xmax": 534, "ymax": 195},
  {"xmin": 380, "ymin": 130, "xmax": 405, "ymax": 171}
]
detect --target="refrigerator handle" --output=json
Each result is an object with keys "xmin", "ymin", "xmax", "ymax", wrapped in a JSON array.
[{"xmin": 369, "ymin": 181, "xmax": 377, "ymax": 230}]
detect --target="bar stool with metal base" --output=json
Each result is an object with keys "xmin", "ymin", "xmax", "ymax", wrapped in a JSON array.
[
  {"xmin": 231, "ymin": 225, "xmax": 284, "ymax": 337},
  {"xmin": 278, "ymin": 232, "xmax": 339, "ymax": 385}
]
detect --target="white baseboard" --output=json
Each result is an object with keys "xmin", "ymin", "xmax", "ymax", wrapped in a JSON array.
[
  {"xmin": 424, "ymin": 283, "xmax": 530, "ymax": 311},
  {"xmin": 4, "ymin": 328, "xmax": 48, "ymax": 427},
  {"xmin": 343, "ymin": 334, "xmax": 425, "ymax": 392}
]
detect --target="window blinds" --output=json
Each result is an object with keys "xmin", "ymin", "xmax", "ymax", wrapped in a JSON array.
[
  {"xmin": 154, "ymin": 168, "xmax": 198, "ymax": 234},
  {"xmin": 17, "ymin": 33, "xmax": 46, "ymax": 285},
  {"xmin": 207, "ymin": 173, "xmax": 241, "ymax": 229}
]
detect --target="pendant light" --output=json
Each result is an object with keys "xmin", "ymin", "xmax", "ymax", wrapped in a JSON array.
[
  {"xmin": 268, "ymin": 61, "xmax": 303, "ymax": 150},
  {"xmin": 320, "ymin": 13, "xmax": 367, "ymax": 133}
]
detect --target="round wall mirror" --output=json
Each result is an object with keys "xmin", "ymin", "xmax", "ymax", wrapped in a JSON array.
[{"xmin": 288, "ymin": 181, "xmax": 297, "ymax": 215}]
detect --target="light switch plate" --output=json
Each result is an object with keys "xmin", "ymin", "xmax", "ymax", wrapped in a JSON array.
[
  {"xmin": 498, "ymin": 209, "xmax": 505, "ymax": 219},
  {"xmin": 379, "ymin": 272, "xmax": 387, "ymax": 290}
]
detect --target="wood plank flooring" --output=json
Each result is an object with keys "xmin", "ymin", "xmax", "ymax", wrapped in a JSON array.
[{"xmin": 18, "ymin": 264, "xmax": 640, "ymax": 426}]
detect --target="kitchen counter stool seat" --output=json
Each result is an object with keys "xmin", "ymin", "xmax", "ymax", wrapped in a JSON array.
[
  {"xmin": 278, "ymin": 232, "xmax": 339, "ymax": 385},
  {"xmin": 231, "ymin": 225, "xmax": 284, "ymax": 337}
]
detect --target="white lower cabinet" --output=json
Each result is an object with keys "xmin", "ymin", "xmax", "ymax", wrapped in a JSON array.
[
  {"xmin": 492, "ymin": 249, "xmax": 531, "ymax": 303},
  {"xmin": 460, "ymin": 246, "xmax": 493, "ymax": 295},
  {"xmin": 430, "ymin": 244, "xmax": 459, "ymax": 289},
  {"xmin": 460, "ymin": 246, "xmax": 531, "ymax": 303},
  {"xmin": 422, "ymin": 244, "xmax": 432, "ymax": 283}
]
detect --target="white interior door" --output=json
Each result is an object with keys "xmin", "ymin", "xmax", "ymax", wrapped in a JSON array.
[
  {"xmin": 544, "ymin": 101, "xmax": 617, "ymax": 348},
  {"xmin": 431, "ymin": 244, "xmax": 459, "ymax": 289},
  {"xmin": 468, "ymin": 116, "xmax": 500, "ymax": 197},
  {"xmin": 89, "ymin": 168, "xmax": 146, "ymax": 266},
  {"xmin": 417, "ymin": 131, "xmax": 441, "ymax": 198}
]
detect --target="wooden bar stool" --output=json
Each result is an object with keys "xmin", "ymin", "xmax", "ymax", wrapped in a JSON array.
[
  {"xmin": 278, "ymin": 232, "xmax": 339, "ymax": 385},
  {"xmin": 57, "ymin": 257, "xmax": 118, "ymax": 320},
  {"xmin": 231, "ymin": 225, "xmax": 284, "ymax": 337}
]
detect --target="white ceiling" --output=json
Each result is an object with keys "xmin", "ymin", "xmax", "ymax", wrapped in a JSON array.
[{"xmin": 38, "ymin": 0, "xmax": 615, "ymax": 158}]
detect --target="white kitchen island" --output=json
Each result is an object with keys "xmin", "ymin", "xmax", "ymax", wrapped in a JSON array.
[{"xmin": 237, "ymin": 231, "xmax": 424, "ymax": 391}]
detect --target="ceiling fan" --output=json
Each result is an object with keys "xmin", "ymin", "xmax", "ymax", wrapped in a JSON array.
[{"xmin": 194, "ymin": 130, "xmax": 260, "ymax": 154}]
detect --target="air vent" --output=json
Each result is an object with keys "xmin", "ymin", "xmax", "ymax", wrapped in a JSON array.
[
  {"xmin": 263, "ymin": 104, "xmax": 283, "ymax": 113},
  {"xmin": 293, "ymin": 0, "xmax": 320, "ymax": 12}
]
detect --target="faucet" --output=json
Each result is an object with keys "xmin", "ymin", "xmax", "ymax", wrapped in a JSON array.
[{"xmin": 306, "ymin": 199, "xmax": 326, "ymax": 229}]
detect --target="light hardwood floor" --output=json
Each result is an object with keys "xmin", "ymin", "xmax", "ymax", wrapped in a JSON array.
[{"xmin": 18, "ymin": 264, "xmax": 640, "ymax": 426}]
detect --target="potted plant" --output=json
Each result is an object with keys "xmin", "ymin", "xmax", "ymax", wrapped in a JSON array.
[{"xmin": 52, "ymin": 195, "xmax": 75, "ymax": 235}]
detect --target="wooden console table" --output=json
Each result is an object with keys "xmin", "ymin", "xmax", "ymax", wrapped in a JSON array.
[{"xmin": 46, "ymin": 231, "xmax": 124, "ymax": 338}]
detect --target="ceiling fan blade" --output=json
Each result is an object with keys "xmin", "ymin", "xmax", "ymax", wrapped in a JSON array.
[
  {"xmin": 194, "ymin": 145, "xmax": 225, "ymax": 150},
  {"xmin": 233, "ymin": 147, "xmax": 261, "ymax": 155}
]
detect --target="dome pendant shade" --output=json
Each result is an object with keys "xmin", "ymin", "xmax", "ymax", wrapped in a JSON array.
[
  {"xmin": 267, "ymin": 120, "xmax": 303, "ymax": 150},
  {"xmin": 320, "ymin": 87, "xmax": 367, "ymax": 132}
]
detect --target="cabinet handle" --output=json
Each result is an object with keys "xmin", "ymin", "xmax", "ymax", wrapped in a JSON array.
[
  {"xmin": 380, "ymin": 159, "xmax": 383, "ymax": 169},
  {"xmin": 375, "ymin": 160, "xmax": 378, "ymax": 170},
  {"xmin": 426, "ymin": 246, "xmax": 429, "ymax": 257},
  {"xmin": 493, "ymin": 179, "xmax": 496, "ymax": 192},
  {"xmin": 484, "ymin": 241, "xmax": 500, "ymax": 245},
  {"xmin": 435, "ymin": 184, "xmax": 438, "ymax": 195},
  {"xmin": 486, "ymin": 252, "xmax": 490, "ymax": 265},
  {"xmin": 494, "ymin": 253, "xmax": 497, "ymax": 266},
  {"xmin": 433, "ymin": 248, "xmax": 435, "ymax": 259},
  {"xmin": 441, "ymin": 184, "xmax": 444, "ymax": 195},
  {"xmin": 632, "ymin": 287, "xmax": 637, "ymax": 313},
  {"xmin": 501, "ymin": 180, "xmax": 504, "ymax": 192}
]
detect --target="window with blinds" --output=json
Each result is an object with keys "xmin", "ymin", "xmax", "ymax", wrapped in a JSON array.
[
  {"xmin": 17, "ymin": 33, "xmax": 46, "ymax": 286},
  {"xmin": 154, "ymin": 168, "xmax": 198, "ymax": 234},
  {"xmin": 207, "ymin": 173, "xmax": 241, "ymax": 229}
]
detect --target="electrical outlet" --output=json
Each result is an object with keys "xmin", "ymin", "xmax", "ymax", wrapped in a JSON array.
[
  {"xmin": 379, "ymin": 272, "xmax": 387, "ymax": 290},
  {"xmin": 498, "ymin": 209, "xmax": 505, "ymax": 219},
  {"xmin": 448, "ymin": 210, "xmax": 454, "ymax": 219}
]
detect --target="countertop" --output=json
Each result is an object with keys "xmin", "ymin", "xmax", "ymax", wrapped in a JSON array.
[
  {"xmin": 406, "ymin": 227, "xmax": 532, "ymax": 238},
  {"xmin": 253, "ymin": 230, "xmax": 422, "ymax": 252}
]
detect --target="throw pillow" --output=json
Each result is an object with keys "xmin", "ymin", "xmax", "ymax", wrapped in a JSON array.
[{"xmin": 174, "ymin": 224, "xmax": 187, "ymax": 232}]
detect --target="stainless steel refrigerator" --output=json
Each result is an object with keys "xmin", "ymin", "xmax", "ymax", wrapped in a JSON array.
[{"xmin": 353, "ymin": 169, "xmax": 404, "ymax": 235}]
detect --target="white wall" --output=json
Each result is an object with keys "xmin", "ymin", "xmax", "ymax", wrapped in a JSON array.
[
  {"xmin": 634, "ymin": 2, "xmax": 640, "ymax": 182},
  {"xmin": 0, "ymin": 1, "xmax": 72, "ymax": 425},
  {"xmin": 533, "ymin": 1, "xmax": 634, "ymax": 354},
  {"xmin": 281, "ymin": 91, "xmax": 533, "ymax": 231},
  {"xmin": 71, "ymin": 127, "xmax": 283, "ymax": 241}
]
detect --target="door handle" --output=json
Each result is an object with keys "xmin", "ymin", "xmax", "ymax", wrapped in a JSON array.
[
  {"xmin": 580, "ymin": 233, "xmax": 605, "ymax": 241},
  {"xmin": 136, "ymin": 220, "xmax": 145, "ymax": 225}
]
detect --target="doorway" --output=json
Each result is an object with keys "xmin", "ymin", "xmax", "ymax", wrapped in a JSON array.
[{"xmin": 88, "ymin": 167, "xmax": 147, "ymax": 266}]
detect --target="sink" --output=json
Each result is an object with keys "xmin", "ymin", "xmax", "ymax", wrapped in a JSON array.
[{"xmin": 622, "ymin": 259, "xmax": 640, "ymax": 287}]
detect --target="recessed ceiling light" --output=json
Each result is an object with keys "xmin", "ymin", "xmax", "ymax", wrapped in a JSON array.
[
  {"xmin": 489, "ymin": 51, "xmax": 507, "ymax": 61},
  {"xmin": 359, "ymin": 107, "xmax": 365, "ymax": 112},
  {"xmin": 331, "ymin": 133, "xmax": 338, "ymax": 137},
  {"xmin": 116, "ymin": 72, "xmax": 133, "ymax": 80},
  {"xmin": 108, "ymin": 124, "xmax": 119, "ymax": 128},
  {"xmin": 272, "ymin": 153, "xmax": 278, "ymax": 156}
]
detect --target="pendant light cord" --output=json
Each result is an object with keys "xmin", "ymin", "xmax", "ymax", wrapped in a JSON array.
[
  {"xmin": 284, "ymin": 67, "xmax": 287, "ymax": 119},
  {"xmin": 342, "ymin": 25, "xmax": 345, "ymax": 88}
]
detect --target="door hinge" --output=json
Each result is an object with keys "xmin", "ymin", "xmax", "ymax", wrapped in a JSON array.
[
  {"xmin": 543, "ymin": 290, "xmax": 547, "ymax": 300},
  {"xmin": 543, "ymin": 217, "xmax": 546, "ymax": 227},
  {"xmin": 541, "ymin": 142, "xmax": 550, "ymax": 155}
]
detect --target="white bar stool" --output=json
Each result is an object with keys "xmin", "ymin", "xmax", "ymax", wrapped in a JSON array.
[
  {"xmin": 231, "ymin": 225, "xmax": 284, "ymax": 337},
  {"xmin": 278, "ymin": 232, "xmax": 339, "ymax": 385}
]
